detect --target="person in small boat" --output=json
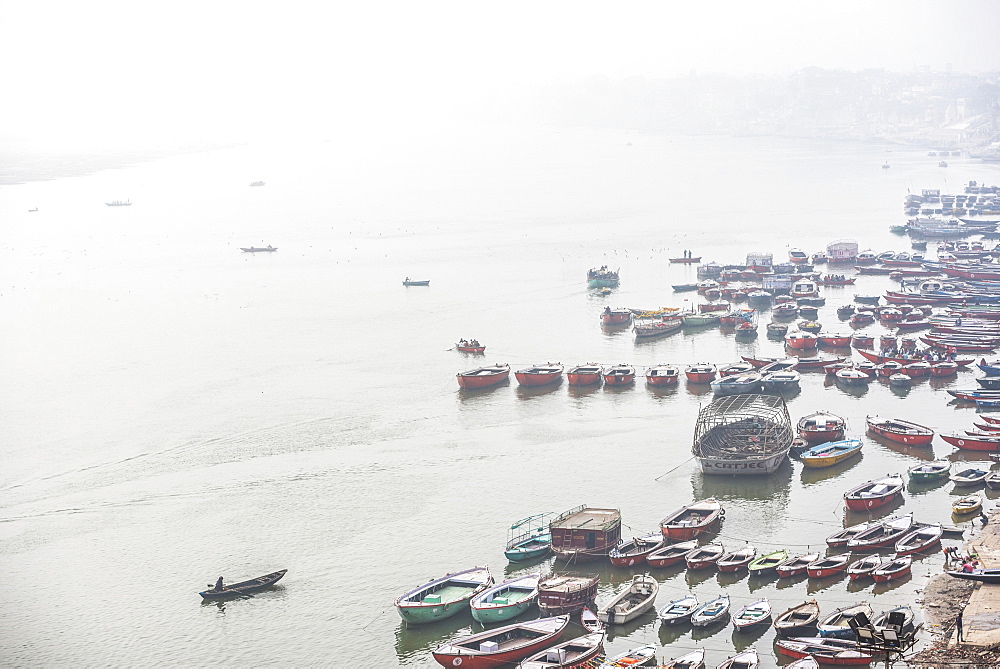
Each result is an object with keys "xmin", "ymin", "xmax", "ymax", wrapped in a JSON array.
[
  {"xmin": 604, "ymin": 306, "xmax": 612, "ymax": 314},
  {"xmin": 962, "ymin": 561, "xmax": 975, "ymax": 573},
  {"xmin": 214, "ymin": 577, "xmax": 224, "ymax": 591}
]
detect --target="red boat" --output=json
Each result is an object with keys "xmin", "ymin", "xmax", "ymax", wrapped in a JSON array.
[
  {"xmin": 818, "ymin": 334, "xmax": 852, "ymax": 346},
  {"xmin": 776, "ymin": 638, "xmax": 874, "ymax": 665},
  {"xmin": 856, "ymin": 348, "xmax": 973, "ymax": 367},
  {"xmin": 609, "ymin": 533, "xmax": 666, "ymax": 567},
  {"xmin": 786, "ymin": 331, "xmax": 818, "ymax": 349},
  {"xmin": 797, "ymin": 411, "xmax": 846, "ymax": 444},
  {"xmin": 669, "ymin": 256, "xmax": 702, "ymax": 263},
  {"xmin": 826, "ymin": 521, "xmax": 875, "ymax": 548},
  {"xmin": 930, "ymin": 361, "xmax": 959, "ymax": 376},
  {"xmin": 602, "ymin": 364, "xmax": 635, "ymax": 386},
  {"xmin": 775, "ymin": 552, "xmax": 820, "ymax": 578},
  {"xmin": 716, "ymin": 544, "xmax": 757, "ymax": 572},
  {"xmin": 847, "ymin": 515, "xmax": 914, "ymax": 550},
  {"xmin": 685, "ymin": 363, "xmax": 717, "ymax": 384},
  {"xmin": 515, "ymin": 363, "xmax": 564, "ymax": 387},
  {"xmin": 431, "ymin": 615, "xmax": 569, "ymax": 668},
  {"xmin": 567, "ymin": 363, "xmax": 602, "ymax": 386},
  {"xmin": 920, "ymin": 336, "xmax": 996, "ymax": 352},
  {"xmin": 743, "ymin": 355, "xmax": 843, "ymax": 370},
  {"xmin": 865, "ymin": 416, "xmax": 934, "ymax": 445},
  {"xmin": 645, "ymin": 364, "xmax": 680, "ymax": 386},
  {"xmin": 820, "ymin": 276, "xmax": 856, "ymax": 285},
  {"xmin": 847, "ymin": 555, "xmax": 881, "ymax": 581},
  {"xmin": 456, "ymin": 340, "xmax": 486, "ymax": 353},
  {"xmin": 660, "ymin": 498, "xmax": 723, "ymax": 540},
  {"xmin": 685, "ymin": 543, "xmax": 725, "ymax": 570},
  {"xmin": 646, "ymin": 540, "xmax": 697, "ymax": 568},
  {"xmin": 941, "ymin": 433, "xmax": 1000, "ymax": 451},
  {"xmin": 875, "ymin": 361, "xmax": 903, "ymax": 377},
  {"xmin": 894, "ymin": 524, "xmax": 943, "ymax": 556},
  {"xmin": 872, "ymin": 555, "xmax": 912, "ymax": 583},
  {"xmin": 457, "ymin": 364, "xmax": 510, "ymax": 389},
  {"xmin": 896, "ymin": 319, "xmax": 932, "ymax": 331},
  {"xmin": 600, "ymin": 308, "xmax": 632, "ymax": 326},
  {"xmin": 843, "ymin": 474, "xmax": 904, "ymax": 511},
  {"xmin": 805, "ymin": 554, "xmax": 851, "ymax": 578}
]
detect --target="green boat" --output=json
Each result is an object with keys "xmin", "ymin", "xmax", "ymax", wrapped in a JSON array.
[
  {"xmin": 683, "ymin": 312, "xmax": 722, "ymax": 327},
  {"xmin": 470, "ymin": 573, "xmax": 540, "ymax": 623},
  {"xmin": 394, "ymin": 565, "xmax": 493, "ymax": 625},
  {"xmin": 748, "ymin": 549, "xmax": 788, "ymax": 576},
  {"xmin": 908, "ymin": 460, "xmax": 951, "ymax": 482},
  {"xmin": 505, "ymin": 512, "xmax": 555, "ymax": 562},
  {"xmin": 587, "ymin": 266, "xmax": 619, "ymax": 288}
]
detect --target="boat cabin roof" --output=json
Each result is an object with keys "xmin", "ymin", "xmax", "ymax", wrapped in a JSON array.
[{"xmin": 551, "ymin": 508, "xmax": 620, "ymax": 531}]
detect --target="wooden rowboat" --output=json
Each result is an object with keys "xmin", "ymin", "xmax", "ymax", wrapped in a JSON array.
[
  {"xmin": 817, "ymin": 602, "xmax": 873, "ymax": 639},
  {"xmin": 717, "ymin": 649, "xmax": 759, "ymax": 669},
  {"xmin": 732, "ymin": 598, "xmax": 771, "ymax": 630},
  {"xmin": 953, "ymin": 494, "xmax": 983, "ymax": 515},
  {"xmin": 685, "ymin": 543, "xmax": 725, "ymax": 570},
  {"xmin": 716, "ymin": 544, "xmax": 757, "ymax": 572},
  {"xmin": 776, "ymin": 637, "xmax": 873, "ymax": 665},
  {"xmin": 660, "ymin": 498, "xmax": 723, "ymax": 540},
  {"xmin": 518, "ymin": 632, "xmax": 605, "ymax": 668},
  {"xmin": 806, "ymin": 554, "xmax": 851, "ymax": 579},
  {"xmin": 663, "ymin": 648, "xmax": 706, "ymax": 669},
  {"xmin": 846, "ymin": 515, "xmax": 914, "ymax": 550},
  {"xmin": 470, "ymin": 574, "xmax": 541, "ymax": 623},
  {"xmin": 658, "ymin": 594, "xmax": 700, "ymax": 625},
  {"xmin": 908, "ymin": 460, "xmax": 951, "ymax": 482},
  {"xmin": 872, "ymin": 555, "xmax": 912, "ymax": 583},
  {"xmin": 432, "ymin": 615, "xmax": 569, "ymax": 669},
  {"xmin": 395, "ymin": 565, "xmax": 493, "ymax": 624},
  {"xmin": 690, "ymin": 595, "xmax": 730, "ymax": 628},
  {"xmin": 748, "ymin": 549, "xmax": 788, "ymax": 576},
  {"xmin": 600, "ymin": 644, "xmax": 657, "ymax": 668},
  {"xmin": 800, "ymin": 439, "xmax": 863, "ymax": 468},
  {"xmin": 842, "ymin": 473, "xmax": 904, "ymax": 511},
  {"xmin": 646, "ymin": 540, "xmax": 697, "ymax": 568},
  {"xmin": 580, "ymin": 606, "xmax": 602, "ymax": 632},
  {"xmin": 610, "ymin": 533, "xmax": 666, "ymax": 567},
  {"xmin": 598, "ymin": 574, "xmax": 657, "ymax": 625},
  {"xmin": 775, "ymin": 552, "xmax": 820, "ymax": 578},
  {"xmin": 866, "ymin": 416, "xmax": 934, "ymax": 445},
  {"xmin": 847, "ymin": 555, "xmax": 882, "ymax": 581},
  {"xmin": 199, "ymin": 569, "xmax": 287, "ymax": 600},
  {"xmin": 773, "ymin": 599, "xmax": 820, "ymax": 635}
]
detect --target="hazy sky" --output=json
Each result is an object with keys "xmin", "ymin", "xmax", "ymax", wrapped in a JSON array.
[{"xmin": 2, "ymin": 0, "xmax": 999, "ymax": 149}]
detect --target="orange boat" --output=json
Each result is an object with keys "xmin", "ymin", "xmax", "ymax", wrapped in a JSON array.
[
  {"xmin": 457, "ymin": 364, "xmax": 510, "ymax": 389},
  {"xmin": 645, "ymin": 364, "xmax": 680, "ymax": 386},
  {"xmin": 602, "ymin": 364, "xmax": 635, "ymax": 386},
  {"xmin": 567, "ymin": 363, "xmax": 602, "ymax": 386},
  {"xmin": 515, "ymin": 363, "xmax": 564, "ymax": 387}
]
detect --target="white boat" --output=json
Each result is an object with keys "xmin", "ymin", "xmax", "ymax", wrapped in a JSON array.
[
  {"xmin": 732, "ymin": 598, "xmax": 771, "ymax": 629},
  {"xmin": 690, "ymin": 594, "xmax": 730, "ymax": 627},
  {"xmin": 716, "ymin": 648, "xmax": 759, "ymax": 669},
  {"xmin": 658, "ymin": 594, "xmax": 699, "ymax": 625},
  {"xmin": 665, "ymin": 648, "xmax": 706, "ymax": 669},
  {"xmin": 597, "ymin": 574, "xmax": 657, "ymax": 624},
  {"xmin": 599, "ymin": 644, "xmax": 657, "ymax": 668}
]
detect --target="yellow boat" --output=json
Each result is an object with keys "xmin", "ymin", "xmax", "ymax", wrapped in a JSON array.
[
  {"xmin": 953, "ymin": 494, "xmax": 983, "ymax": 515},
  {"xmin": 799, "ymin": 439, "xmax": 863, "ymax": 468}
]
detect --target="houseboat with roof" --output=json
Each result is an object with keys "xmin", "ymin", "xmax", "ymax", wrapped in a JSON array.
[
  {"xmin": 549, "ymin": 505, "xmax": 621, "ymax": 563},
  {"xmin": 692, "ymin": 394, "xmax": 793, "ymax": 475}
]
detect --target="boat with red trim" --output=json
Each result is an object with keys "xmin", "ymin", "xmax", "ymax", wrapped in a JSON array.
[
  {"xmin": 775, "ymin": 552, "xmax": 820, "ymax": 578},
  {"xmin": 457, "ymin": 364, "xmax": 510, "ymax": 389},
  {"xmin": 732, "ymin": 598, "xmax": 772, "ymax": 629},
  {"xmin": 817, "ymin": 602, "xmax": 874, "ymax": 639},
  {"xmin": 806, "ymin": 554, "xmax": 851, "ymax": 578},
  {"xmin": 537, "ymin": 574, "xmax": 600, "ymax": 615},
  {"xmin": 744, "ymin": 355, "xmax": 844, "ymax": 370},
  {"xmin": 456, "ymin": 339, "xmax": 486, "ymax": 353},
  {"xmin": 549, "ymin": 506, "xmax": 621, "ymax": 563},
  {"xmin": 865, "ymin": 417, "xmax": 933, "ymax": 445},
  {"xmin": 857, "ymin": 348, "xmax": 973, "ymax": 367},
  {"xmin": 567, "ymin": 363, "xmax": 602, "ymax": 386},
  {"xmin": 515, "ymin": 363, "xmax": 564, "ymax": 387},
  {"xmin": 826, "ymin": 521, "xmax": 875, "ymax": 548},
  {"xmin": 773, "ymin": 600, "xmax": 820, "ymax": 636},
  {"xmin": 894, "ymin": 523, "xmax": 943, "ymax": 555},
  {"xmin": 797, "ymin": 411, "xmax": 846, "ymax": 444},
  {"xmin": 776, "ymin": 637, "xmax": 874, "ymax": 665},
  {"xmin": 818, "ymin": 333, "xmax": 852, "ymax": 346},
  {"xmin": 431, "ymin": 615, "xmax": 569, "ymax": 668},
  {"xmin": 645, "ymin": 364, "xmax": 680, "ymax": 386},
  {"xmin": 872, "ymin": 555, "xmax": 912, "ymax": 583},
  {"xmin": 609, "ymin": 533, "xmax": 666, "ymax": 568},
  {"xmin": 685, "ymin": 543, "xmax": 725, "ymax": 570},
  {"xmin": 843, "ymin": 473, "xmax": 905, "ymax": 511},
  {"xmin": 646, "ymin": 540, "xmax": 697, "ymax": 568},
  {"xmin": 685, "ymin": 362, "xmax": 717, "ymax": 384},
  {"xmin": 600, "ymin": 308, "xmax": 632, "ymax": 325},
  {"xmin": 941, "ymin": 433, "xmax": 1000, "ymax": 451},
  {"xmin": 820, "ymin": 275, "xmax": 856, "ymax": 285},
  {"xmin": 602, "ymin": 364, "xmax": 635, "ymax": 386},
  {"xmin": 846, "ymin": 514, "xmax": 914, "ymax": 550},
  {"xmin": 847, "ymin": 555, "xmax": 882, "ymax": 581},
  {"xmin": 716, "ymin": 544, "xmax": 757, "ymax": 572},
  {"xmin": 786, "ymin": 331, "xmax": 818, "ymax": 349},
  {"xmin": 659, "ymin": 498, "xmax": 723, "ymax": 540}
]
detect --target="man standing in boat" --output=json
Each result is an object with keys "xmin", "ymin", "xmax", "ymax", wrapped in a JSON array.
[{"xmin": 213, "ymin": 577, "xmax": 224, "ymax": 592}]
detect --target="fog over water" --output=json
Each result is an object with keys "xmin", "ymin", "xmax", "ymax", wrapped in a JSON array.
[{"xmin": 4, "ymin": 2, "xmax": 1000, "ymax": 667}]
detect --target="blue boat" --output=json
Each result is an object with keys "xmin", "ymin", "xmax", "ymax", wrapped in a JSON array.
[
  {"xmin": 505, "ymin": 512, "xmax": 555, "ymax": 562},
  {"xmin": 799, "ymin": 439, "xmax": 863, "ymax": 468}
]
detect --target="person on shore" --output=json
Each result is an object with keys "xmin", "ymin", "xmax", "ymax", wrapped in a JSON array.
[
  {"xmin": 957, "ymin": 609, "xmax": 964, "ymax": 642},
  {"xmin": 980, "ymin": 511, "xmax": 989, "ymax": 526}
]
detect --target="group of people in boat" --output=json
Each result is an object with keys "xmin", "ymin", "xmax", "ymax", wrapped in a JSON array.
[
  {"xmin": 825, "ymin": 274, "xmax": 848, "ymax": 282},
  {"xmin": 878, "ymin": 342, "xmax": 955, "ymax": 361},
  {"xmin": 458, "ymin": 338, "xmax": 481, "ymax": 348}
]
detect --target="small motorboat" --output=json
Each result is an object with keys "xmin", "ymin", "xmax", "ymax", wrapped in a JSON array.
[
  {"xmin": 773, "ymin": 600, "xmax": 820, "ymax": 636},
  {"xmin": 690, "ymin": 595, "xmax": 730, "ymax": 628},
  {"xmin": 894, "ymin": 523, "xmax": 943, "ymax": 556},
  {"xmin": 515, "ymin": 363, "xmax": 564, "ymax": 387},
  {"xmin": 602, "ymin": 364, "xmax": 636, "ymax": 386},
  {"xmin": 748, "ymin": 549, "xmax": 788, "ymax": 576},
  {"xmin": 817, "ymin": 602, "xmax": 874, "ymax": 639},
  {"xmin": 597, "ymin": 574, "xmax": 657, "ymax": 625},
  {"xmin": 685, "ymin": 362, "xmax": 717, "ymax": 384},
  {"xmin": 951, "ymin": 467, "xmax": 989, "ymax": 487},
  {"xmin": 719, "ymin": 361, "xmax": 756, "ymax": 377},
  {"xmin": 685, "ymin": 543, "xmax": 725, "ymax": 570},
  {"xmin": 786, "ymin": 331, "xmax": 819, "ymax": 349},
  {"xmin": 732, "ymin": 598, "xmax": 772, "ymax": 630},
  {"xmin": 847, "ymin": 555, "xmax": 882, "ymax": 581},
  {"xmin": 658, "ymin": 594, "xmax": 700, "ymax": 625},
  {"xmin": 646, "ymin": 540, "xmax": 697, "ymax": 568},
  {"xmin": 716, "ymin": 649, "xmax": 759, "ymax": 669},
  {"xmin": 645, "ymin": 364, "xmax": 680, "ymax": 386},
  {"xmin": 431, "ymin": 615, "xmax": 569, "ymax": 668},
  {"xmin": 567, "ymin": 363, "xmax": 603, "ymax": 386},
  {"xmin": 774, "ymin": 552, "xmax": 819, "ymax": 578},
  {"xmin": 199, "ymin": 569, "xmax": 287, "ymax": 600},
  {"xmin": 457, "ymin": 364, "xmax": 510, "ymax": 390},
  {"xmin": 872, "ymin": 555, "xmax": 913, "ymax": 583},
  {"xmin": 953, "ymin": 494, "xmax": 983, "ymax": 515},
  {"xmin": 716, "ymin": 544, "xmax": 757, "ymax": 573},
  {"xmin": 908, "ymin": 460, "xmax": 950, "ymax": 482},
  {"xmin": 806, "ymin": 554, "xmax": 851, "ymax": 579},
  {"xmin": 517, "ymin": 632, "xmax": 605, "ymax": 668}
]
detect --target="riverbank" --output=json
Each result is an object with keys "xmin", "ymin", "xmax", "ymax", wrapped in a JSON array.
[{"xmin": 911, "ymin": 507, "xmax": 1000, "ymax": 666}]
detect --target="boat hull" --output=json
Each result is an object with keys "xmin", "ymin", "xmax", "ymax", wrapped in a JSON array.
[
  {"xmin": 695, "ymin": 449, "xmax": 788, "ymax": 476},
  {"xmin": 457, "ymin": 368, "xmax": 510, "ymax": 389}
]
